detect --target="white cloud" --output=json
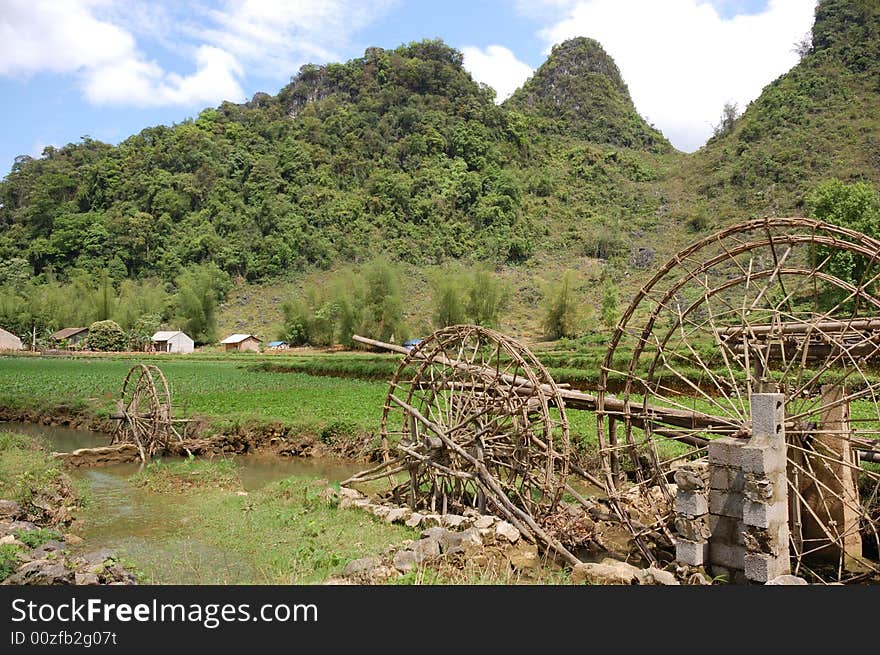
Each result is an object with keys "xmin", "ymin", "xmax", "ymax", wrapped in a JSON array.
[
  {"xmin": 0, "ymin": 0, "xmax": 395, "ymax": 109},
  {"xmin": 0, "ymin": 0, "xmax": 133, "ymax": 76},
  {"xmin": 462, "ymin": 45, "xmax": 534, "ymax": 102},
  {"xmin": 195, "ymin": 0, "xmax": 399, "ymax": 76},
  {"xmin": 536, "ymin": 0, "xmax": 817, "ymax": 150},
  {"xmin": 84, "ymin": 46, "xmax": 245, "ymax": 107}
]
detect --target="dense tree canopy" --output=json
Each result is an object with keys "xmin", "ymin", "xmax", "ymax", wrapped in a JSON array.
[{"xmin": 2, "ymin": 0, "xmax": 879, "ymax": 344}]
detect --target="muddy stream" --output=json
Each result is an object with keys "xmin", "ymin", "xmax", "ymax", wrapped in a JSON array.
[{"xmin": 2, "ymin": 422, "xmax": 363, "ymax": 584}]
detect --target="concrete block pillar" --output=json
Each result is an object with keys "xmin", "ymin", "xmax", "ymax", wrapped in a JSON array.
[
  {"xmin": 742, "ymin": 393, "xmax": 790, "ymax": 583},
  {"xmin": 707, "ymin": 437, "xmax": 746, "ymax": 580},
  {"xmin": 673, "ymin": 460, "xmax": 710, "ymax": 567}
]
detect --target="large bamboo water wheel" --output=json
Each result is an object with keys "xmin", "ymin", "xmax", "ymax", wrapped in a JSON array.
[
  {"xmin": 345, "ymin": 325, "xmax": 579, "ymax": 562},
  {"xmin": 598, "ymin": 217, "xmax": 880, "ymax": 582},
  {"xmin": 110, "ymin": 364, "xmax": 184, "ymax": 462}
]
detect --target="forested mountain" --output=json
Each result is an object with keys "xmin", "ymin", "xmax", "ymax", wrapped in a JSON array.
[
  {"xmin": 0, "ymin": 0, "xmax": 877, "ymax": 343},
  {"xmin": 506, "ymin": 37, "xmax": 670, "ymax": 151},
  {"xmin": 685, "ymin": 0, "xmax": 880, "ymax": 216}
]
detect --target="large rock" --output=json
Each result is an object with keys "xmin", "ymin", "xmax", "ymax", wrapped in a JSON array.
[
  {"xmin": 441, "ymin": 514, "xmax": 469, "ymax": 529},
  {"xmin": 412, "ymin": 536, "xmax": 441, "ymax": 561},
  {"xmin": 506, "ymin": 542, "xmax": 539, "ymax": 571},
  {"xmin": 495, "ymin": 521, "xmax": 521, "ymax": 543},
  {"xmin": 636, "ymin": 566, "xmax": 680, "ymax": 586},
  {"xmin": 0, "ymin": 520, "xmax": 38, "ymax": 536},
  {"xmin": 368, "ymin": 504, "xmax": 391, "ymax": 519},
  {"xmin": 342, "ymin": 556, "xmax": 381, "ymax": 577},
  {"xmin": 81, "ymin": 549, "xmax": 116, "ymax": 566},
  {"xmin": 338, "ymin": 487, "xmax": 362, "ymax": 500},
  {"xmin": 0, "ymin": 500, "xmax": 24, "ymax": 520},
  {"xmin": 421, "ymin": 527, "xmax": 460, "ymax": 553},
  {"xmin": 385, "ymin": 508, "xmax": 411, "ymax": 524},
  {"xmin": 2, "ymin": 560, "xmax": 74, "ymax": 585},
  {"xmin": 75, "ymin": 572, "xmax": 100, "ymax": 586},
  {"xmin": 571, "ymin": 559, "xmax": 641, "ymax": 585},
  {"xmin": 765, "ymin": 574, "xmax": 808, "ymax": 585},
  {"xmin": 31, "ymin": 540, "xmax": 67, "ymax": 559},
  {"xmin": 405, "ymin": 513, "xmax": 424, "ymax": 528},
  {"xmin": 392, "ymin": 537, "xmax": 441, "ymax": 572},
  {"xmin": 392, "ymin": 549, "xmax": 417, "ymax": 572},
  {"xmin": 473, "ymin": 515, "xmax": 495, "ymax": 530}
]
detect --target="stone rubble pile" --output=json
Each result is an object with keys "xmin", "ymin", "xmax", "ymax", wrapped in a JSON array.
[
  {"xmin": 0, "ymin": 499, "xmax": 136, "ymax": 586},
  {"xmin": 329, "ymin": 486, "xmax": 686, "ymax": 585}
]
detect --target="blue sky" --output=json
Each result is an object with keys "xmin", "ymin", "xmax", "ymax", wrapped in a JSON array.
[{"xmin": 0, "ymin": 1, "xmax": 817, "ymax": 178}]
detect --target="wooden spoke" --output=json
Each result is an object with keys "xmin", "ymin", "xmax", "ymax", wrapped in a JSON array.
[
  {"xmin": 598, "ymin": 217, "xmax": 880, "ymax": 582},
  {"xmin": 348, "ymin": 325, "xmax": 571, "ymax": 524}
]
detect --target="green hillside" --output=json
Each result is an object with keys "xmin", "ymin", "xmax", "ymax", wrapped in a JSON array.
[
  {"xmin": 506, "ymin": 37, "xmax": 671, "ymax": 151},
  {"xmin": 684, "ymin": 0, "xmax": 880, "ymax": 218},
  {"xmin": 1, "ymin": 0, "xmax": 878, "ymax": 345}
]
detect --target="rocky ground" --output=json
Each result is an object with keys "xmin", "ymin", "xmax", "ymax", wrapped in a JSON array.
[
  {"xmin": 325, "ymin": 486, "xmax": 704, "ymax": 585},
  {"xmin": 0, "ymin": 499, "xmax": 136, "ymax": 585}
]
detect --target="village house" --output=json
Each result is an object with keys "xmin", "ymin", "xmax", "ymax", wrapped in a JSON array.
[
  {"xmin": 151, "ymin": 330, "xmax": 195, "ymax": 354},
  {"xmin": 266, "ymin": 340, "xmax": 288, "ymax": 350},
  {"xmin": 0, "ymin": 327, "xmax": 23, "ymax": 351},
  {"xmin": 220, "ymin": 334, "xmax": 261, "ymax": 352},
  {"xmin": 48, "ymin": 327, "xmax": 89, "ymax": 348}
]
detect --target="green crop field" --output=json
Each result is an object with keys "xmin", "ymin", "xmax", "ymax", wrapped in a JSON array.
[{"xmin": 0, "ymin": 355, "xmax": 388, "ymax": 436}]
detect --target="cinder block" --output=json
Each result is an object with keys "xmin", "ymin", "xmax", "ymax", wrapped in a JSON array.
[
  {"xmin": 707, "ymin": 438, "xmax": 744, "ymax": 468},
  {"xmin": 710, "ymin": 467, "xmax": 745, "ymax": 492},
  {"xmin": 709, "ymin": 541, "xmax": 746, "ymax": 569},
  {"xmin": 709, "ymin": 489, "xmax": 743, "ymax": 518},
  {"xmin": 744, "ymin": 552, "xmax": 790, "ymax": 583},
  {"xmin": 742, "ymin": 500, "xmax": 787, "ymax": 528},
  {"xmin": 675, "ymin": 538, "xmax": 709, "ymax": 566},
  {"xmin": 674, "ymin": 515, "xmax": 710, "ymax": 542},
  {"xmin": 732, "ymin": 570, "xmax": 751, "ymax": 585},
  {"xmin": 709, "ymin": 515, "xmax": 746, "ymax": 545},
  {"xmin": 741, "ymin": 436, "xmax": 786, "ymax": 475},
  {"xmin": 674, "ymin": 490, "xmax": 708, "ymax": 516},
  {"xmin": 750, "ymin": 393, "xmax": 785, "ymax": 440},
  {"xmin": 743, "ymin": 522, "xmax": 789, "ymax": 553}
]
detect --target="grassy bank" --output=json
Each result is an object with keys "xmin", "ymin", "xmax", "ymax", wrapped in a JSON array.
[
  {"xmin": 77, "ymin": 456, "xmax": 417, "ymax": 584},
  {"xmin": 0, "ymin": 430, "xmax": 70, "ymax": 513}
]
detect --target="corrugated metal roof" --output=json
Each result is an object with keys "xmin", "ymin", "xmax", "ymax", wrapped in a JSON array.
[
  {"xmin": 267, "ymin": 341, "xmax": 286, "ymax": 347},
  {"xmin": 49, "ymin": 327, "xmax": 88, "ymax": 340},
  {"xmin": 220, "ymin": 333, "xmax": 261, "ymax": 344},
  {"xmin": 152, "ymin": 331, "xmax": 182, "ymax": 341}
]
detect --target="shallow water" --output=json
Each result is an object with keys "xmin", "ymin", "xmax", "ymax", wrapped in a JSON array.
[
  {"xmin": 2, "ymin": 421, "xmax": 110, "ymax": 452},
  {"xmin": 3, "ymin": 421, "xmax": 364, "ymax": 583}
]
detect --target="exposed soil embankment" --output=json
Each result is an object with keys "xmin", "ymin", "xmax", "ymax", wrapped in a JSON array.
[
  {"xmin": 1, "ymin": 405, "xmax": 378, "ymax": 468},
  {"xmin": 0, "ymin": 405, "xmax": 116, "ymax": 433}
]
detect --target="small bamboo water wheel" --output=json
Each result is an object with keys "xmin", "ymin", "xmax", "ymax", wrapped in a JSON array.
[{"xmin": 110, "ymin": 364, "xmax": 185, "ymax": 462}]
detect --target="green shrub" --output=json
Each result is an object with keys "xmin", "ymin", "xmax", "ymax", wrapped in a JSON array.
[
  {"xmin": 87, "ymin": 320, "xmax": 126, "ymax": 351},
  {"xmin": 14, "ymin": 528, "xmax": 62, "ymax": 549}
]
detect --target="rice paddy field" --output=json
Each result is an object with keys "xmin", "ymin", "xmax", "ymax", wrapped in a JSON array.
[
  {"xmin": 0, "ymin": 354, "xmax": 387, "ymax": 434},
  {"xmin": 0, "ymin": 351, "xmax": 603, "ymax": 445}
]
